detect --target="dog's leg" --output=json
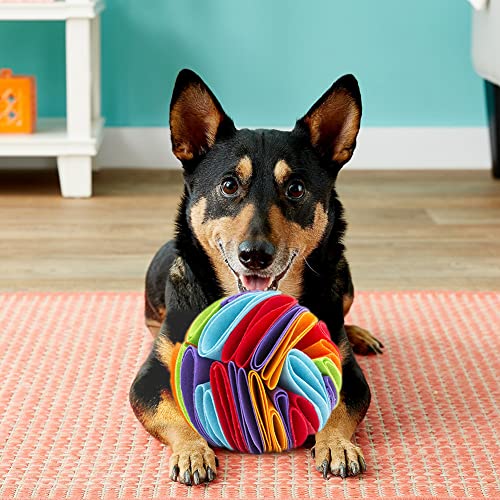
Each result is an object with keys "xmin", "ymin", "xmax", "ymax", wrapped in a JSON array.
[
  {"xmin": 344, "ymin": 324, "xmax": 384, "ymax": 355},
  {"xmin": 130, "ymin": 343, "xmax": 217, "ymax": 485},
  {"xmin": 343, "ymin": 293, "xmax": 384, "ymax": 355},
  {"xmin": 144, "ymin": 240, "xmax": 177, "ymax": 337},
  {"xmin": 145, "ymin": 293, "xmax": 165, "ymax": 337},
  {"xmin": 313, "ymin": 336, "xmax": 371, "ymax": 478}
]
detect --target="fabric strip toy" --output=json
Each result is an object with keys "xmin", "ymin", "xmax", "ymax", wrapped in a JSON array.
[{"xmin": 171, "ymin": 291, "xmax": 343, "ymax": 453}]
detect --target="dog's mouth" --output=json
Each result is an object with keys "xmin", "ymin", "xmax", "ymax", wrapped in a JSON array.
[
  {"xmin": 239, "ymin": 275, "xmax": 274, "ymax": 291},
  {"xmin": 217, "ymin": 240, "xmax": 297, "ymax": 292}
]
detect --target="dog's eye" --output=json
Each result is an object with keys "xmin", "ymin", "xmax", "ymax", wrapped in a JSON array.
[
  {"xmin": 220, "ymin": 176, "xmax": 240, "ymax": 197},
  {"xmin": 286, "ymin": 180, "xmax": 305, "ymax": 200}
]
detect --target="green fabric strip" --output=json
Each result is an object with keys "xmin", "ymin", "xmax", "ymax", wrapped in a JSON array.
[
  {"xmin": 313, "ymin": 356, "xmax": 342, "ymax": 392},
  {"xmin": 185, "ymin": 298, "xmax": 223, "ymax": 346},
  {"xmin": 174, "ymin": 343, "xmax": 190, "ymax": 422}
]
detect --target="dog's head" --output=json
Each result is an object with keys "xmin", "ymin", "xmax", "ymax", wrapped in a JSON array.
[{"xmin": 170, "ymin": 69, "xmax": 361, "ymax": 297}]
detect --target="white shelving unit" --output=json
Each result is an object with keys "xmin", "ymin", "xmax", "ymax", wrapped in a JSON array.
[{"xmin": 0, "ymin": 0, "xmax": 105, "ymax": 197}]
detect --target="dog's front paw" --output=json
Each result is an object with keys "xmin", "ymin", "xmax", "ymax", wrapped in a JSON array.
[
  {"xmin": 345, "ymin": 324, "xmax": 384, "ymax": 355},
  {"xmin": 313, "ymin": 437, "xmax": 366, "ymax": 479},
  {"xmin": 169, "ymin": 439, "xmax": 218, "ymax": 485}
]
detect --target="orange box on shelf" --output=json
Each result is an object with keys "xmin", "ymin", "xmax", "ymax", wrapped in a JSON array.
[{"xmin": 0, "ymin": 69, "xmax": 36, "ymax": 134}]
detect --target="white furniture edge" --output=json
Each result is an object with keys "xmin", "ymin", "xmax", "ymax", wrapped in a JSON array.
[
  {"xmin": 0, "ymin": 1, "xmax": 104, "ymax": 21},
  {"xmin": 95, "ymin": 126, "xmax": 491, "ymax": 170},
  {"xmin": 471, "ymin": 0, "xmax": 500, "ymax": 86},
  {"xmin": 0, "ymin": 118, "xmax": 103, "ymax": 156},
  {"xmin": 0, "ymin": 1, "xmax": 104, "ymax": 197}
]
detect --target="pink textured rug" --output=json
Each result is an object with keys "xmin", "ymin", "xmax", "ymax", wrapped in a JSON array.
[{"xmin": 0, "ymin": 291, "xmax": 499, "ymax": 499}]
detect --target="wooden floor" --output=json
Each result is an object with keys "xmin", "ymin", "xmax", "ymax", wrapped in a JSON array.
[{"xmin": 1, "ymin": 169, "xmax": 499, "ymax": 292}]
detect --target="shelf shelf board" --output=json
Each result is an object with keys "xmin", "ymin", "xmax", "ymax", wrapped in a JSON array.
[
  {"xmin": 0, "ymin": 1, "xmax": 103, "ymax": 21},
  {"xmin": 0, "ymin": 117, "xmax": 104, "ymax": 156}
]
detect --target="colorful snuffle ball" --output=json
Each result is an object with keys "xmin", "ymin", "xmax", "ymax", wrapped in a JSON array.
[{"xmin": 170, "ymin": 291, "xmax": 342, "ymax": 453}]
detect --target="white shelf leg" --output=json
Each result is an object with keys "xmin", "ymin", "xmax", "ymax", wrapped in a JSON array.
[
  {"xmin": 65, "ymin": 17, "xmax": 93, "ymax": 197},
  {"xmin": 91, "ymin": 15, "xmax": 101, "ymax": 120},
  {"xmin": 66, "ymin": 18, "xmax": 92, "ymax": 137},
  {"xmin": 57, "ymin": 156, "xmax": 92, "ymax": 198}
]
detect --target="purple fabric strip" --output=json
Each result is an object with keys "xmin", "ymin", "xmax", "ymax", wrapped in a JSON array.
[
  {"xmin": 179, "ymin": 345, "xmax": 214, "ymax": 443},
  {"xmin": 236, "ymin": 367, "xmax": 264, "ymax": 454},
  {"xmin": 220, "ymin": 292, "xmax": 247, "ymax": 307},
  {"xmin": 323, "ymin": 375, "xmax": 338, "ymax": 410},
  {"xmin": 250, "ymin": 304, "xmax": 305, "ymax": 371},
  {"xmin": 270, "ymin": 387, "xmax": 293, "ymax": 446},
  {"xmin": 227, "ymin": 361, "xmax": 259, "ymax": 454}
]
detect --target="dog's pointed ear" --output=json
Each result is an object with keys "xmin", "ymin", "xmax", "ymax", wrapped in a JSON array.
[
  {"xmin": 170, "ymin": 69, "xmax": 235, "ymax": 163},
  {"xmin": 294, "ymin": 74, "xmax": 362, "ymax": 168}
]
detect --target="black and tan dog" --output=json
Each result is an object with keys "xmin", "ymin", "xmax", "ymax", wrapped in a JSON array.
[{"xmin": 130, "ymin": 69, "xmax": 383, "ymax": 486}]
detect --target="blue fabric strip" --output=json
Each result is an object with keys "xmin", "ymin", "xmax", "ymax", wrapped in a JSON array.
[
  {"xmin": 198, "ymin": 291, "xmax": 279, "ymax": 361},
  {"xmin": 278, "ymin": 349, "xmax": 331, "ymax": 429}
]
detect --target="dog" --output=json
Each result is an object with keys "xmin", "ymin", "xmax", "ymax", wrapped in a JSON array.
[{"xmin": 130, "ymin": 69, "xmax": 383, "ymax": 486}]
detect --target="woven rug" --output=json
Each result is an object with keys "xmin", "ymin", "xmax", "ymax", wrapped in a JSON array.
[{"xmin": 0, "ymin": 292, "xmax": 498, "ymax": 499}]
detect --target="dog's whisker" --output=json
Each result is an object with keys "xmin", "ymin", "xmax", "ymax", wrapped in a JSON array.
[{"xmin": 303, "ymin": 257, "xmax": 320, "ymax": 275}]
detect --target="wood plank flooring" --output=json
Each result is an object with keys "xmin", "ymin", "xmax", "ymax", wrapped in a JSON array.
[{"xmin": 1, "ymin": 169, "xmax": 499, "ymax": 291}]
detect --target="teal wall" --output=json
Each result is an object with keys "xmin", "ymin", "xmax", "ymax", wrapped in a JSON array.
[{"xmin": 0, "ymin": 0, "xmax": 485, "ymax": 127}]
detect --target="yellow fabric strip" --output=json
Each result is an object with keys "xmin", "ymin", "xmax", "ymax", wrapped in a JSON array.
[
  {"xmin": 261, "ymin": 311, "xmax": 318, "ymax": 390},
  {"xmin": 269, "ymin": 407, "xmax": 288, "ymax": 452},
  {"xmin": 303, "ymin": 339, "xmax": 342, "ymax": 371},
  {"xmin": 248, "ymin": 370, "xmax": 288, "ymax": 452}
]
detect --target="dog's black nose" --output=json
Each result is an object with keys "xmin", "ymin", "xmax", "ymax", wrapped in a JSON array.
[{"xmin": 238, "ymin": 240, "xmax": 275, "ymax": 271}]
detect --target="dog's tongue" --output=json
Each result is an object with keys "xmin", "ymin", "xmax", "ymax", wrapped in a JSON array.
[{"xmin": 241, "ymin": 275, "xmax": 272, "ymax": 291}]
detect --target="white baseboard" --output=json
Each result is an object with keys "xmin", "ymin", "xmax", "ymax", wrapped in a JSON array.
[
  {"xmin": 0, "ymin": 126, "xmax": 492, "ymax": 170},
  {"xmin": 351, "ymin": 127, "xmax": 491, "ymax": 169},
  {"xmin": 98, "ymin": 126, "xmax": 492, "ymax": 170}
]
